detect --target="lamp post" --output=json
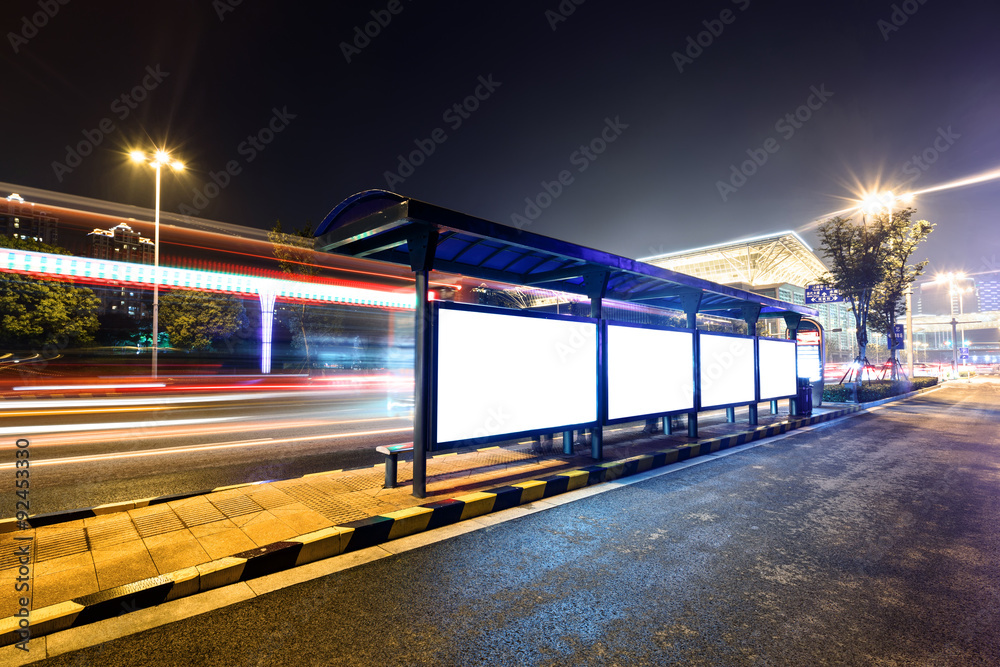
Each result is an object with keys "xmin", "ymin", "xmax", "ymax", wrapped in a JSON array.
[{"xmin": 130, "ymin": 149, "xmax": 184, "ymax": 378}]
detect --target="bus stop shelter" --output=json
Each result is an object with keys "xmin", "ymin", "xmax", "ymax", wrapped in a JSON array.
[{"xmin": 316, "ymin": 190, "xmax": 818, "ymax": 497}]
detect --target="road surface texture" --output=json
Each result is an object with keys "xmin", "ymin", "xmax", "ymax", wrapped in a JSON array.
[{"xmin": 34, "ymin": 379, "xmax": 1000, "ymax": 665}]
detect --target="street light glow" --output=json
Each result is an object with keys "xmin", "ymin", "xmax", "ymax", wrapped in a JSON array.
[{"xmin": 129, "ymin": 150, "xmax": 146, "ymax": 163}]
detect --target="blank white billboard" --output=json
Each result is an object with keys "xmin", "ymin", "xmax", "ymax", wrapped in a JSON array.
[
  {"xmin": 607, "ymin": 325, "xmax": 694, "ymax": 420},
  {"xmin": 759, "ymin": 338, "xmax": 797, "ymax": 399},
  {"xmin": 699, "ymin": 333, "xmax": 755, "ymax": 408},
  {"xmin": 436, "ymin": 307, "xmax": 597, "ymax": 444}
]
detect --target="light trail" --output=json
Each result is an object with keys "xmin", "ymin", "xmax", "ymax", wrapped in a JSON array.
[
  {"xmin": 13, "ymin": 383, "xmax": 166, "ymax": 391},
  {"xmin": 0, "ymin": 416, "xmax": 242, "ymax": 437},
  {"xmin": 0, "ymin": 415, "xmax": 410, "ymax": 446},
  {"xmin": 797, "ymin": 165, "xmax": 1000, "ymax": 233},
  {"xmin": 0, "ymin": 428, "xmax": 413, "ymax": 468},
  {"xmin": 0, "ymin": 389, "xmax": 367, "ymax": 411}
]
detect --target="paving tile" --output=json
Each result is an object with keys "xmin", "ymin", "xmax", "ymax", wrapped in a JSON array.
[
  {"xmin": 187, "ymin": 518, "xmax": 238, "ymax": 540},
  {"xmin": 269, "ymin": 505, "xmax": 334, "ymax": 535},
  {"xmin": 92, "ymin": 540, "xmax": 158, "ymax": 590},
  {"xmin": 239, "ymin": 512, "xmax": 299, "ymax": 547},
  {"xmin": 144, "ymin": 529, "xmax": 212, "ymax": 574},
  {"xmin": 195, "ymin": 527, "xmax": 257, "ymax": 560},
  {"xmin": 32, "ymin": 551, "xmax": 93, "ymax": 579},
  {"xmin": 32, "ymin": 564, "xmax": 98, "ymax": 608}
]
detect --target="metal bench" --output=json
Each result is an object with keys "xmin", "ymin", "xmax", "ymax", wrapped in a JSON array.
[{"xmin": 376, "ymin": 442, "xmax": 413, "ymax": 488}]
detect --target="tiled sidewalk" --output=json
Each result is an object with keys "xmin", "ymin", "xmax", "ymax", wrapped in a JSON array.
[{"xmin": 0, "ymin": 401, "xmax": 820, "ymax": 620}]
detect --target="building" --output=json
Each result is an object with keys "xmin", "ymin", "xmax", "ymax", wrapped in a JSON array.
[
  {"xmin": 87, "ymin": 222, "xmax": 155, "ymax": 318},
  {"xmin": 0, "ymin": 193, "xmax": 59, "ymax": 245},
  {"xmin": 640, "ymin": 231, "xmax": 858, "ymax": 361},
  {"xmin": 88, "ymin": 222, "xmax": 155, "ymax": 264},
  {"xmin": 978, "ymin": 272, "xmax": 1000, "ymax": 312}
]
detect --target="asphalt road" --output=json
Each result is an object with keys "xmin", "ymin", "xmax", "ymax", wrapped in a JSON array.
[
  {"xmin": 0, "ymin": 389, "xmax": 413, "ymax": 515},
  {"xmin": 35, "ymin": 378, "xmax": 1000, "ymax": 666}
]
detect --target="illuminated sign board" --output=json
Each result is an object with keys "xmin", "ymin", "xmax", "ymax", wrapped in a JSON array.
[
  {"xmin": 435, "ymin": 305, "xmax": 598, "ymax": 445},
  {"xmin": 699, "ymin": 333, "xmax": 756, "ymax": 408},
  {"xmin": 607, "ymin": 324, "xmax": 694, "ymax": 420},
  {"xmin": 758, "ymin": 338, "xmax": 798, "ymax": 399}
]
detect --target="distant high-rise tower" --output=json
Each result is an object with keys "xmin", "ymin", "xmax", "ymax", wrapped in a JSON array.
[
  {"xmin": 87, "ymin": 222, "xmax": 155, "ymax": 318},
  {"xmin": 0, "ymin": 193, "xmax": 59, "ymax": 245}
]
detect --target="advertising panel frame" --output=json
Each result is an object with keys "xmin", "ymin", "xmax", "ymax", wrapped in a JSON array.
[
  {"xmin": 758, "ymin": 336, "xmax": 799, "ymax": 401},
  {"xmin": 431, "ymin": 300, "xmax": 600, "ymax": 450},
  {"xmin": 604, "ymin": 319, "xmax": 696, "ymax": 425},
  {"xmin": 697, "ymin": 330, "xmax": 758, "ymax": 411}
]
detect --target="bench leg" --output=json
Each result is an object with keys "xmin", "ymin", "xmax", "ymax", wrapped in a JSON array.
[{"xmin": 384, "ymin": 453, "xmax": 398, "ymax": 489}]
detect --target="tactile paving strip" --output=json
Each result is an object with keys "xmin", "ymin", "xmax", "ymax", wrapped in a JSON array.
[
  {"xmin": 86, "ymin": 516, "xmax": 140, "ymax": 549},
  {"xmin": 246, "ymin": 486, "xmax": 298, "ymax": 511},
  {"xmin": 279, "ymin": 483, "xmax": 368, "ymax": 524},
  {"xmin": 174, "ymin": 502, "xmax": 226, "ymax": 528},
  {"xmin": 0, "ymin": 542, "xmax": 27, "ymax": 570},
  {"xmin": 36, "ymin": 528, "xmax": 89, "ymax": 562},
  {"xmin": 211, "ymin": 495, "xmax": 264, "ymax": 519},
  {"xmin": 132, "ymin": 511, "xmax": 184, "ymax": 539}
]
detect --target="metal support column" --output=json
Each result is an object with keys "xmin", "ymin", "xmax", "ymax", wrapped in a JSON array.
[
  {"xmin": 584, "ymin": 271, "xmax": 609, "ymax": 461},
  {"xmin": 563, "ymin": 430, "xmax": 573, "ymax": 455},
  {"xmin": 744, "ymin": 304, "xmax": 761, "ymax": 427},
  {"xmin": 783, "ymin": 313, "xmax": 802, "ymax": 416},
  {"xmin": 409, "ymin": 227, "xmax": 438, "ymax": 499},
  {"xmin": 412, "ymin": 268, "xmax": 431, "ymax": 498},
  {"xmin": 662, "ymin": 416, "xmax": 672, "ymax": 435},
  {"xmin": 681, "ymin": 292, "xmax": 702, "ymax": 439},
  {"xmin": 726, "ymin": 407, "xmax": 736, "ymax": 423}
]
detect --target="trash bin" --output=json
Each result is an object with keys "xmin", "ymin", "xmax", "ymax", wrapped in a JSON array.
[{"xmin": 796, "ymin": 377, "xmax": 813, "ymax": 416}]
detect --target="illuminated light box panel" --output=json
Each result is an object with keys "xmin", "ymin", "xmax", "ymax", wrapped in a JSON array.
[
  {"xmin": 435, "ymin": 306, "xmax": 598, "ymax": 445},
  {"xmin": 607, "ymin": 324, "xmax": 694, "ymax": 421},
  {"xmin": 699, "ymin": 333, "xmax": 756, "ymax": 409},
  {"xmin": 759, "ymin": 337, "xmax": 799, "ymax": 399}
]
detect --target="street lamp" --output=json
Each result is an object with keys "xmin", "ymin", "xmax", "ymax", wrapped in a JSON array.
[{"xmin": 129, "ymin": 148, "xmax": 184, "ymax": 378}]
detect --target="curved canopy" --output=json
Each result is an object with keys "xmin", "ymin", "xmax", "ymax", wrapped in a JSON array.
[{"xmin": 316, "ymin": 190, "xmax": 817, "ymax": 321}]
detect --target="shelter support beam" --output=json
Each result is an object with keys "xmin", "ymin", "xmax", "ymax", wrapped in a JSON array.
[
  {"xmin": 410, "ymin": 227, "xmax": 438, "ymax": 499},
  {"xmin": 682, "ymin": 292, "xmax": 702, "ymax": 439}
]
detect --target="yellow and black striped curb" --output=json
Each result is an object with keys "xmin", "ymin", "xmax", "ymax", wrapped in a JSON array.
[{"xmin": 0, "ymin": 405, "xmax": 869, "ymax": 646}]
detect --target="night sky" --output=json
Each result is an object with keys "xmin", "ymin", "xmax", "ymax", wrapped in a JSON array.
[{"xmin": 2, "ymin": 0, "xmax": 999, "ymax": 276}]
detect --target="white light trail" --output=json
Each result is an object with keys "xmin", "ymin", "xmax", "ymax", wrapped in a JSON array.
[{"xmin": 0, "ymin": 428, "xmax": 413, "ymax": 468}]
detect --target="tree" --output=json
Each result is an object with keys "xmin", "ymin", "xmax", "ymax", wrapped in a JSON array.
[
  {"xmin": 268, "ymin": 220, "xmax": 341, "ymax": 369},
  {"xmin": 158, "ymin": 290, "xmax": 248, "ymax": 351},
  {"xmin": 0, "ymin": 234, "xmax": 73, "ymax": 256},
  {"xmin": 867, "ymin": 209, "xmax": 934, "ymax": 379},
  {"xmin": 0, "ymin": 273, "xmax": 100, "ymax": 348},
  {"xmin": 816, "ymin": 213, "xmax": 893, "ymax": 382}
]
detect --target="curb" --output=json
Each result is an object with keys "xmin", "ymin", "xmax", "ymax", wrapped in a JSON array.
[{"xmin": 0, "ymin": 404, "xmax": 869, "ymax": 647}]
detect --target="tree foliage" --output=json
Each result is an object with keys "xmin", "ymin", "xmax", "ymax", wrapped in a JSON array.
[
  {"xmin": 0, "ymin": 273, "xmax": 100, "ymax": 348},
  {"xmin": 159, "ymin": 289, "xmax": 248, "ymax": 351},
  {"xmin": 817, "ymin": 207, "xmax": 934, "ymax": 380},
  {"xmin": 0, "ymin": 234, "xmax": 73, "ymax": 256},
  {"xmin": 868, "ymin": 209, "xmax": 934, "ymax": 343}
]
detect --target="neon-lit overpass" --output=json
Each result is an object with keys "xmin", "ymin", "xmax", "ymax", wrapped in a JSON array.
[{"xmin": 2, "ymin": 247, "xmax": 415, "ymax": 373}]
